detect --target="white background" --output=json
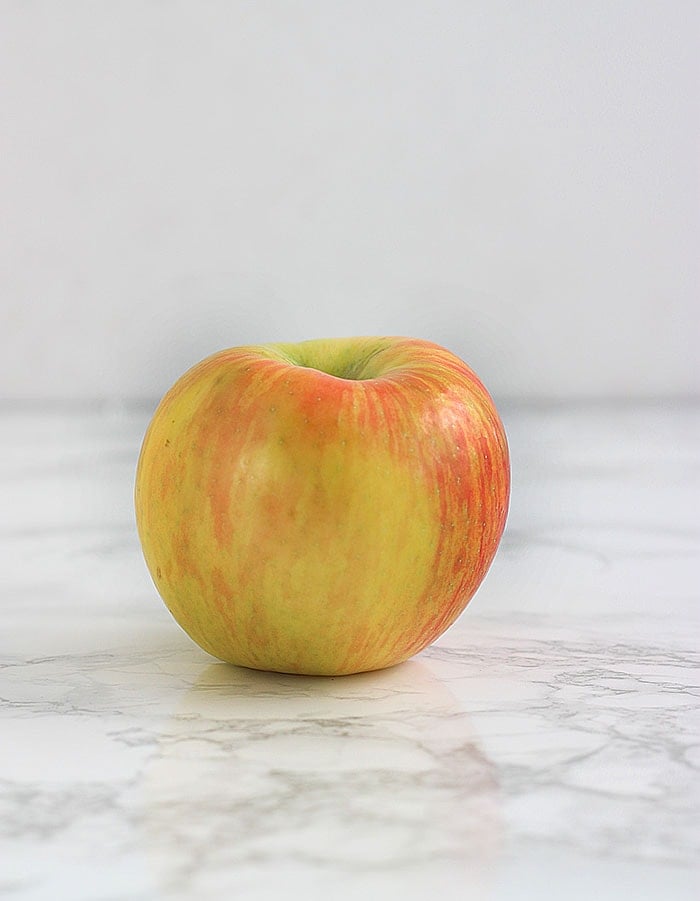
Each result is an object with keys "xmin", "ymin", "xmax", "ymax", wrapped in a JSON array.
[{"xmin": 1, "ymin": 1, "xmax": 698, "ymax": 401}]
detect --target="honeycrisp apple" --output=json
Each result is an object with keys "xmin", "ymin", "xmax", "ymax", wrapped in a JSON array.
[{"xmin": 135, "ymin": 336, "xmax": 510, "ymax": 675}]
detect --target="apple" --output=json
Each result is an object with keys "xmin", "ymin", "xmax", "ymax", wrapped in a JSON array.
[{"xmin": 135, "ymin": 336, "xmax": 510, "ymax": 675}]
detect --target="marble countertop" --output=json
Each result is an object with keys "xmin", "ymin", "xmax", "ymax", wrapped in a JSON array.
[{"xmin": 1, "ymin": 401, "xmax": 698, "ymax": 900}]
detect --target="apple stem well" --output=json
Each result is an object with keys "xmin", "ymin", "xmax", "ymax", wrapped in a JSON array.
[{"xmin": 268, "ymin": 337, "xmax": 393, "ymax": 381}]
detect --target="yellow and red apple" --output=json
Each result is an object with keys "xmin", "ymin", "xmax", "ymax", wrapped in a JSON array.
[{"xmin": 135, "ymin": 336, "xmax": 510, "ymax": 675}]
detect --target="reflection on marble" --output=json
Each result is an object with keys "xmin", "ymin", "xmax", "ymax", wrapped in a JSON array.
[{"xmin": 1, "ymin": 402, "xmax": 699, "ymax": 900}]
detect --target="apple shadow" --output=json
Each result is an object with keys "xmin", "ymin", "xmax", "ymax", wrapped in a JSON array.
[{"xmin": 137, "ymin": 655, "xmax": 504, "ymax": 896}]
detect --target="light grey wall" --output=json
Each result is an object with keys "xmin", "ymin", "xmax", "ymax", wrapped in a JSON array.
[{"xmin": 1, "ymin": 1, "xmax": 698, "ymax": 401}]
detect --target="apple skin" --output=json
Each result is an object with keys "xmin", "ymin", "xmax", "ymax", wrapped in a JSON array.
[{"xmin": 135, "ymin": 337, "xmax": 510, "ymax": 675}]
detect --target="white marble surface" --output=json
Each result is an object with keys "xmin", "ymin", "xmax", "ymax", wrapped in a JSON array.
[{"xmin": 1, "ymin": 402, "xmax": 698, "ymax": 900}]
